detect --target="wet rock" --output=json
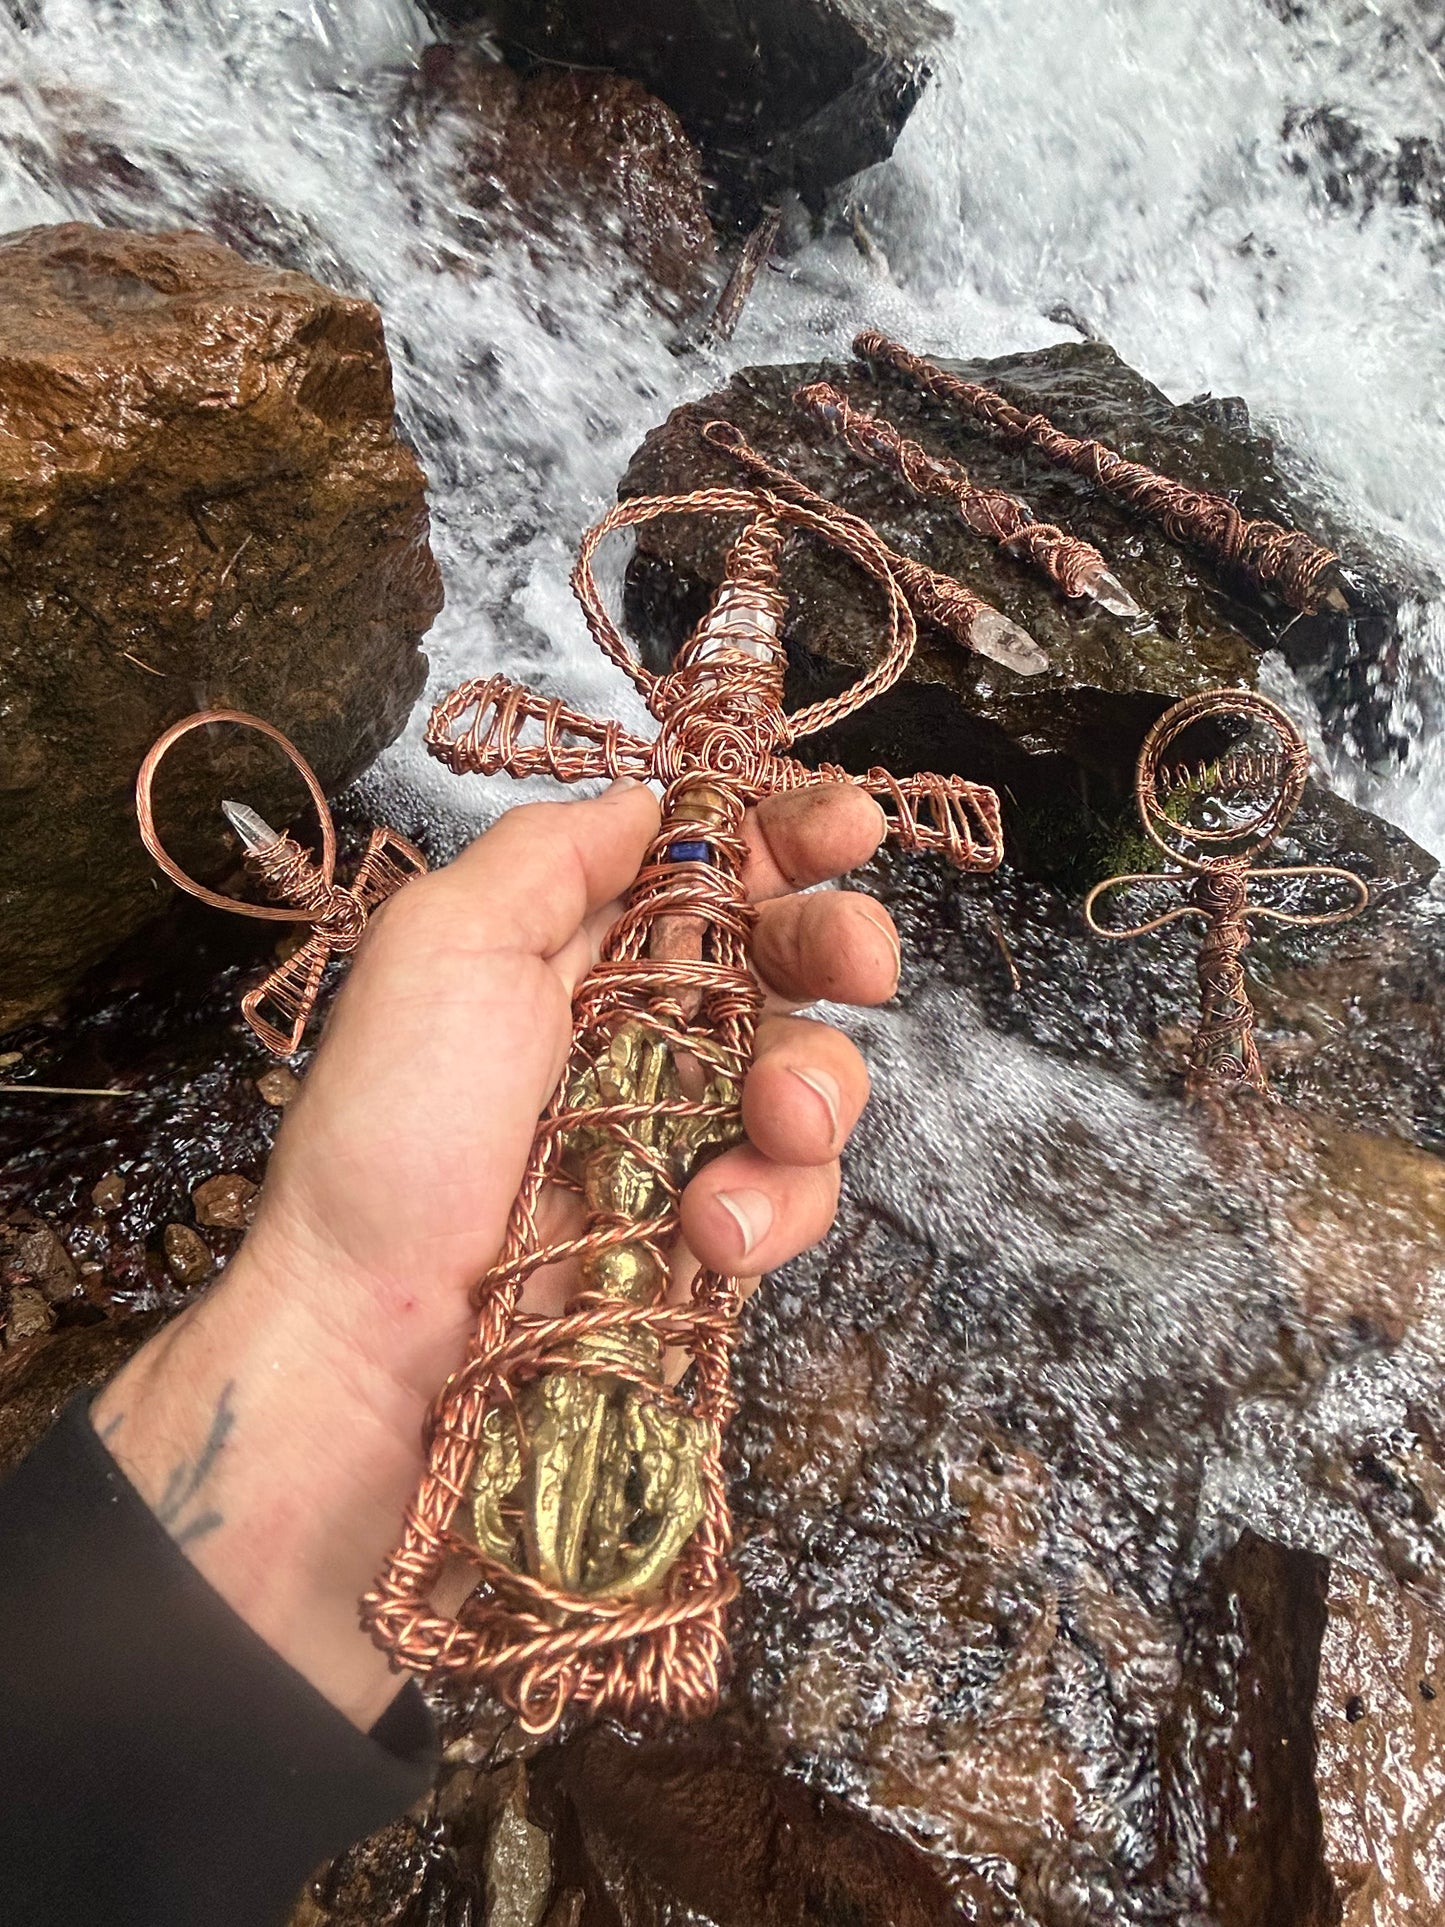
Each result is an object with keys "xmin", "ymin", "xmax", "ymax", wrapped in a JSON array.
[
  {"xmin": 1285, "ymin": 103, "xmax": 1445, "ymax": 228},
  {"xmin": 2, "ymin": 1285, "xmax": 54, "ymax": 1349},
  {"xmin": 163, "ymin": 1222, "xmax": 213, "ymax": 1287},
  {"xmin": 486, "ymin": 1763, "xmax": 552, "ymax": 1927},
  {"xmin": 0, "ymin": 1313, "xmax": 162, "ymax": 1474},
  {"xmin": 408, "ymin": 51, "xmax": 716, "ymax": 311},
  {"xmin": 425, "ymin": 0, "xmax": 950, "ymax": 216},
  {"xmin": 0, "ymin": 222, "xmax": 441, "ymax": 1033},
  {"xmin": 543, "ymin": 1728, "xmax": 961, "ymax": 1926},
  {"xmin": 619, "ymin": 342, "xmax": 1417, "ymax": 780},
  {"xmin": 0, "ymin": 1210, "xmax": 79, "ymax": 1302},
  {"xmin": 90, "ymin": 1172, "xmax": 125, "ymax": 1213},
  {"xmin": 1162, "ymin": 1531, "xmax": 1445, "ymax": 1925},
  {"xmin": 192, "ymin": 1172, "xmax": 258, "ymax": 1231},
  {"xmin": 257, "ymin": 1066, "xmax": 301, "ymax": 1108}
]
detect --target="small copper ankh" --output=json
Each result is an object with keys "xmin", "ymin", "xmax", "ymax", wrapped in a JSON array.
[
  {"xmin": 136, "ymin": 710, "xmax": 426, "ymax": 1055},
  {"xmin": 1084, "ymin": 689, "xmax": 1370, "ymax": 1095}
]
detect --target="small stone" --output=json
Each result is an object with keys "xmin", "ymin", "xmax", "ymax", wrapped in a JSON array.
[
  {"xmin": 1, "ymin": 1213, "xmax": 79, "ymax": 1303},
  {"xmin": 163, "ymin": 1223, "xmax": 214, "ymax": 1287},
  {"xmin": 192, "ymin": 1173, "xmax": 259, "ymax": 1231},
  {"xmin": 256, "ymin": 1066, "xmax": 300, "ymax": 1108},
  {"xmin": 91, "ymin": 1172, "xmax": 126, "ymax": 1213},
  {"xmin": 486, "ymin": 1764, "xmax": 552, "ymax": 1927},
  {"xmin": 0, "ymin": 1050, "xmax": 21, "ymax": 1072},
  {"xmin": 4, "ymin": 1285, "xmax": 54, "ymax": 1346}
]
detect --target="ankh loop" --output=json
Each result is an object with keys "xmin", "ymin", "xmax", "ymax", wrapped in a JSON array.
[
  {"xmin": 363, "ymin": 482, "xmax": 1005, "ymax": 1734},
  {"xmin": 1084, "ymin": 688, "xmax": 1370, "ymax": 1095},
  {"xmin": 136, "ymin": 710, "xmax": 427, "ymax": 1056}
]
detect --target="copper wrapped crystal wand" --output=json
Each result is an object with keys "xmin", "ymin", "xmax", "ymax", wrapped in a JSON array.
[
  {"xmin": 364, "ymin": 485, "xmax": 1003, "ymax": 1731},
  {"xmin": 135, "ymin": 710, "xmax": 427, "ymax": 1055},
  {"xmin": 1085, "ymin": 690, "xmax": 1368, "ymax": 1094}
]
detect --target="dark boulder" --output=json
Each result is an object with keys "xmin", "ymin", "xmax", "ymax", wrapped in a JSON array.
[
  {"xmin": 0, "ymin": 223, "xmax": 441, "ymax": 1033},
  {"xmin": 422, "ymin": 0, "xmax": 952, "ymax": 215},
  {"xmin": 618, "ymin": 341, "xmax": 1422, "ymax": 780}
]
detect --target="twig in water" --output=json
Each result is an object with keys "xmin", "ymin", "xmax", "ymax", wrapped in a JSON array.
[
  {"xmin": 983, "ymin": 905, "xmax": 1022, "ymax": 993},
  {"xmin": 693, "ymin": 206, "xmax": 782, "ymax": 347},
  {"xmin": 0, "ymin": 1083, "xmax": 140, "ymax": 1099}
]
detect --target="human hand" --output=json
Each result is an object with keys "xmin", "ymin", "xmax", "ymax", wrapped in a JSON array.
[{"xmin": 92, "ymin": 779, "xmax": 901, "ymax": 1729}]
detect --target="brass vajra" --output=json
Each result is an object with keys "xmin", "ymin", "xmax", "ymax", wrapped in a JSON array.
[
  {"xmin": 471, "ymin": 1019, "xmax": 741, "ymax": 1601},
  {"xmin": 366, "ymin": 480, "xmax": 1004, "ymax": 1731},
  {"xmin": 1084, "ymin": 688, "xmax": 1370, "ymax": 1095}
]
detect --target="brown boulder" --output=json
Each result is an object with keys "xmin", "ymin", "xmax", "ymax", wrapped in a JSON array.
[
  {"xmin": 408, "ymin": 53, "xmax": 716, "ymax": 312},
  {"xmin": 0, "ymin": 222, "xmax": 442, "ymax": 1032},
  {"xmin": 1163, "ymin": 1531, "xmax": 1445, "ymax": 1925}
]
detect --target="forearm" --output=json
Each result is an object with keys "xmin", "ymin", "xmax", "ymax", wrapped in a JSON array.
[{"xmin": 92, "ymin": 1246, "xmax": 438, "ymax": 1733}]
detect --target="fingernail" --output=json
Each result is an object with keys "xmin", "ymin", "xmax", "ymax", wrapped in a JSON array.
[
  {"xmin": 714, "ymin": 1187, "xmax": 773, "ymax": 1262},
  {"xmin": 868, "ymin": 794, "xmax": 890, "ymax": 842},
  {"xmin": 602, "ymin": 776, "xmax": 643, "ymax": 800},
  {"xmin": 790, "ymin": 1065, "xmax": 841, "ymax": 1146},
  {"xmin": 867, "ymin": 905, "xmax": 903, "ymax": 992}
]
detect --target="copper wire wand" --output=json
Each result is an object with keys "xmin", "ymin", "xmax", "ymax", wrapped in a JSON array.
[
  {"xmin": 700, "ymin": 419, "xmax": 1048, "ymax": 676},
  {"xmin": 794, "ymin": 379, "xmax": 1142, "ymax": 620},
  {"xmin": 855, "ymin": 330, "xmax": 1348, "ymax": 616}
]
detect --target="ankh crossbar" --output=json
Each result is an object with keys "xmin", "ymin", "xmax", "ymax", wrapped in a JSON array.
[
  {"xmin": 1084, "ymin": 689, "xmax": 1369, "ymax": 1095},
  {"xmin": 362, "ymin": 482, "xmax": 1004, "ymax": 1733},
  {"xmin": 136, "ymin": 710, "xmax": 427, "ymax": 1055}
]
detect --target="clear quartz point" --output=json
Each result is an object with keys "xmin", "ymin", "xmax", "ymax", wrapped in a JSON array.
[
  {"xmin": 1082, "ymin": 567, "xmax": 1146, "ymax": 621},
  {"xmin": 221, "ymin": 799, "xmax": 283, "ymax": 854},
  {"xmin": 968, "ymin": 609, "xmax": 1050, "ymax": 678}
]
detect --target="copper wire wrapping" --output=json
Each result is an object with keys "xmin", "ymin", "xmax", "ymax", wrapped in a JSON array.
[
  {"xmin": 795, "ymin": 379, "xmax": 1112, "ymax": 601},
  {"xmin": 699, "ymin": 419, "xmax": 1049, "ymax": 676},
  {"xmin": 135, "ymin": 710, "xmax": 426, "ymax": 1054},
  {"xmin": 364, "ymin": 485, "xmax": 1003, "ymax": 1732},
  {"xmin": 855, "ymin": 331, "xmax": 1344, "ymax": 614},
  {"xmin": 1084, "ymin": 689, "xmax": 1368, "ymax": 1094}
]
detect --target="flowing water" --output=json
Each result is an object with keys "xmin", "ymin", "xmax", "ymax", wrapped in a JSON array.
[{"xmin": 2, "ymin": 0, "xmax": 1444, "ymax": 1912}]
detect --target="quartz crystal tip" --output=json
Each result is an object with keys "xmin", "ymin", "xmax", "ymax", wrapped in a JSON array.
[
  {"xmin": 968, "ymin": 609, "xmax": 1050, "ymax": 677},
  {"xmin": 1083, "ymin": 567, "xmax": 1146, "ymax": 622},
  {"xmin": 222, "ymin": 799, "xmax": 283, "ymax": 854}
]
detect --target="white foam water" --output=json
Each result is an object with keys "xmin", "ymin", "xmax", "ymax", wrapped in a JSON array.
[{"xmin": 1, "ymin": 0, "xmax": 1442, "ymax": 848}]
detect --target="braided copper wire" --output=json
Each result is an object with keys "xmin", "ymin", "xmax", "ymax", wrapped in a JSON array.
[
  {"xmin": 697, "ymin": 420, "xmax": 1003, "ymax": 654},
  {"xmin": 366, "ymin": 486, "xmax": 1003, "ymax": 1731},
  {"xmin": 855, "ymin": 331, "xmax": 1344, "ymax": 614},
  {"xmin": 134, "ymin": 709, "xmax": 426, "ymax": 1055},
  {"xmin": 1084, "ymin": 688, "xmax": 1368, "ymax": 1096},
  {"xmin": 795, "ymin": 380, "xmax": 1109, "ymax": 601},
  {"xmin": 1187, "ymin": 862, "xmax": 1265, "ymax": 1090}
]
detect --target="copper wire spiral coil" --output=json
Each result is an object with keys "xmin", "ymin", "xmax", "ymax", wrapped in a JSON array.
[
  {"xmin": 1084, "ymin": 688, "xmax": 1367, "ymax": 1095},
  {"xmin": 855, "ymin": 331, "xmax": 1343, "ymax": 614},
  {"xmin": 134, "ymin": 709, "xmax": 426, "ymax": 1055},
  {"xmin": 366, "ymin": 486, "xmax": 1003, "ymax": 1731},
  {"xmin": 795, "ymin": 379, "xmax": 1109, "ymax": 600}
]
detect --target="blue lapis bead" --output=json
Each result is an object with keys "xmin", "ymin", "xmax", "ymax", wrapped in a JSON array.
[{"xmin": 666, "ymin": 839, "xmax": 712, "ymax": 864}]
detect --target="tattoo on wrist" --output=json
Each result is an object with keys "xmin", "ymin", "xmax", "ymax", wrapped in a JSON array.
[{"xmin": 150, "ymin": 1381, "xmax": 238, "ymax": 1551}]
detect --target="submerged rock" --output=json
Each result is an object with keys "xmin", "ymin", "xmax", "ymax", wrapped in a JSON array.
[
  {"xmin": 0, "ymin": 223, "xmax": 441, "ymax": 1033},
  {"xmin": 424, "ymin": 0, "xmax": 951, "ymax": 215},
  {"xmin": 1163, "ymin": 1531, "xmax": 1445, "ymax": 1925},
  {"xmin": 405, "ymin": 52, "xmax": 717, "ymax": 313}
]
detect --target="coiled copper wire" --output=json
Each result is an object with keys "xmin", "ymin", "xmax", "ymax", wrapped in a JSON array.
[
  {"xmin": 795, "ymin": 379, "xmax": 1110, "ymax": 601},
  {"xmin": 855, "ymin": 331, "xmax": 1344, "ymax": 614},
  {"xmin": 364, "ymin": 486, "xmax": 1003, "ymax": 1730}
]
